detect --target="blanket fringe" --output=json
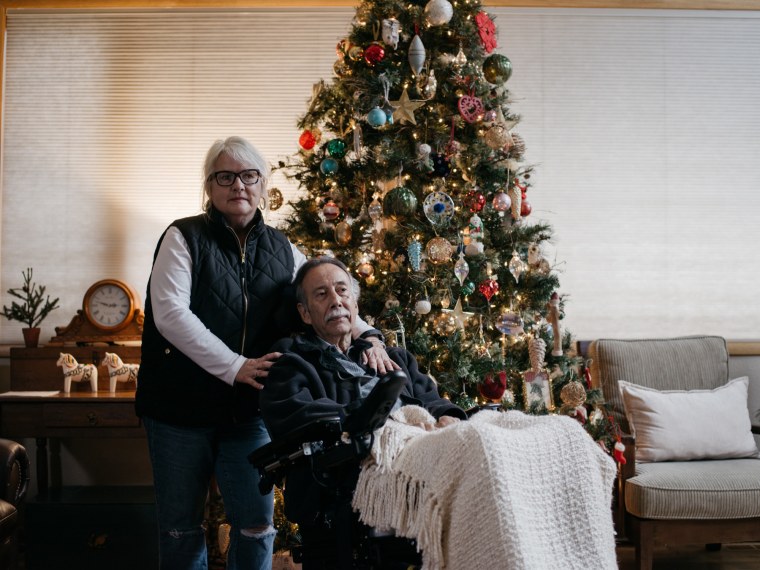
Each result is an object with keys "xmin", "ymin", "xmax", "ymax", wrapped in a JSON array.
[{"xmin": 353, "ymin": 464, "xmax": 443, "ymax": 569}]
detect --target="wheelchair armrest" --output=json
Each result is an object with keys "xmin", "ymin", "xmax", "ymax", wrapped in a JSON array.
[
  {"xmin": 249, "ymin": 372, "xmax": 406, "ymax": 495},
  {"xmin": 249, "ymin": 416, "xmax": 343, "ymax": 470},
  {"xmin": 249, "ymin": 416, "xmax": 344, "ymax": 495}
]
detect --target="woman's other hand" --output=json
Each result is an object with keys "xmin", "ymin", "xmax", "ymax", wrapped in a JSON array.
[
  {"xmin": 235, "ymin": 352, "xmax": 282, "ymax": 389},
  {"xmin": 361, "ymin": 337, "xmax": 400, "ymax": 375}
]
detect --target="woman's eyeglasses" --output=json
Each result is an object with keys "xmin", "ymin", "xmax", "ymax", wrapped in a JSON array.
[{"xmin": 209, "ymin": 169, "xmax": 261, "ymax": 186}]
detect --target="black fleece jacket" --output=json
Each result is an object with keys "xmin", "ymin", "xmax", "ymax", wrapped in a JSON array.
[{"xmin": 260, "ymin": 333, "xmax": 466, "ymax": 524}]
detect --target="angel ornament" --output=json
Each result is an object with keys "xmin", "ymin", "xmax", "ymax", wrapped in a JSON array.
[
  {"xmin": 527, "ymin": 242, "xmax": 550, "ymax": 275},
  {"xmin": 416, "ymin": 142, "xmax": 434, "ymax": 172},
  {"xmin": 381, "ymin": 18, "xmax": 400, "ymax": 50}
]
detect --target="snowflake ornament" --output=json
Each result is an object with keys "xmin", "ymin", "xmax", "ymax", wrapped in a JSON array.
[{"xmin": 475, "ymin": 12, "xmax": 497, "ymax": 54}]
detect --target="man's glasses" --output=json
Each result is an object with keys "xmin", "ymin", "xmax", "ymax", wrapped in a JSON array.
[{"xmin": 209, "ymin": 169, "xmax": 261, "ymax": 186}]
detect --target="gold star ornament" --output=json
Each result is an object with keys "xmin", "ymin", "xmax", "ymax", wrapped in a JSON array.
[
  {"xmin": 442, "ymin": 298, "xmax": 475, "ymax": 331},
  {"xmin": 390, "ymin": 87, "xmax": 425, "ymax": 125}
]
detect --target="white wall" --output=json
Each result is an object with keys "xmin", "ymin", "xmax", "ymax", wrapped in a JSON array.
[{"xmin": 3, "ymin": 6, "xmax": 760, "ymax": 488}]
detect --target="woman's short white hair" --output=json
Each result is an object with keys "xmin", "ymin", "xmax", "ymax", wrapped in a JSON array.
[{"xmin": 202, "ymin": 136, "xmax": 270, "ymax": 213}]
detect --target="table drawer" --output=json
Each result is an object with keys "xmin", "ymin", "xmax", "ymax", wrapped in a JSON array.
[{"xmin": 43, "ymin": 403, "xmax": 140, "ymax": 428}]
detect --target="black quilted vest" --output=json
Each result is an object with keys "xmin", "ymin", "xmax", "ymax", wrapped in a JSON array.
[{"xmin": 135, "ymin": 208, "xmax": 294, "ymax": 427}]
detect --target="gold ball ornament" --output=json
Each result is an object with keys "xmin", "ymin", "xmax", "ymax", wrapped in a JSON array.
[
  {"xmin": 334, "ymin": 221, "xmax": 352, "ymax": 245},
  {"xmin": 484, "ymin": 124, "xmax": 513, "ymax": 150},
  {"xmin": 433, "ymin": 311, "xmax": 458, "ymax": 336},
  {"xmin": 425, "ymin": 237, "xmax": 453, "ymax": 264},
  {"xmin": 348, "ymin": 45, "xmax": 364, "ymax": 62},
  {"xmin": 333, "ymin": 59, "xmax": 351, "ymax": 78},
  {"xmin": 268, "ymin": 187, "xmax": 284, "ymax": 211},
  {"xmin": 356, "ymin": 260, "xmax": 374, "ymax": 279},
  {"xmin": 336, "ymin": 38, "xmax": 351, "ymax": 57},
  {"xmin": 560, "ymin": 380, "xmax": 587, "ymax": 408}
]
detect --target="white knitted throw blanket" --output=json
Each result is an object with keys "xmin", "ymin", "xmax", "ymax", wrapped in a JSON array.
[{"xmin": 352, "ymin": 407, "xmax": 618, "ymax": 570}]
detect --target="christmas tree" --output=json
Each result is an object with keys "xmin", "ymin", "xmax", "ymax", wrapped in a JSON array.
[{"xmin": 276, "ymin": 0, "xmax": 623, "ymax": 459}]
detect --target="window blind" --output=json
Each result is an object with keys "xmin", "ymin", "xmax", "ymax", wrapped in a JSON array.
[
  {"xmin": 1, "ymin": 9, "xmax": 350, "ymax": 344},
  {"xmin": 2, "ymin": 7, "xmax": 759, "ymax": 344},
  {"xmin": 495, "ymin": 9, "xmax": 760, "ymax": 339}
]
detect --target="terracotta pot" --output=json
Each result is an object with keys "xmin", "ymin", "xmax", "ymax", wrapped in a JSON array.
[{"xmin": 22, "ymin": 327, "xmax": 41, "ymax": 348}]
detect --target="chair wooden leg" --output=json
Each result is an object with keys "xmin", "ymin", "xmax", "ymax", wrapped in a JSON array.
[{"xmin": 635, "ymin": 522, "xmax": 654, "ymax": 570}]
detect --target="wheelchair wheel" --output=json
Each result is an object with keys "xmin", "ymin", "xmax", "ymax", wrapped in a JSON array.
[{"xmin": 298, "ymin": 510, "xmax": 421, "ymax": 569}]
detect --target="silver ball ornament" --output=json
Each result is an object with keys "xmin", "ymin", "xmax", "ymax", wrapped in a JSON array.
[{"xmin": 424, "ymin": 0, "xmax": 454, "ymax": 26}]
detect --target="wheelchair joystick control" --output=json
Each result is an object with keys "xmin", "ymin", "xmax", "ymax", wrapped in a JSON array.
[{"xmin": 342, "ymin": 370, "xmax": 407, "ymax": 436}]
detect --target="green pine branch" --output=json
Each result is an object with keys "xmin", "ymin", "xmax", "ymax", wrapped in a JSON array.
[{"xmin": 2, "ymin": 268, "xmax": 60, "ymax": 328}]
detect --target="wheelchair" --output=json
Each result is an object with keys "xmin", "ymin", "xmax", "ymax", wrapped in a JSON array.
[{"xmin": 249, "ymin": 371, "xmax": 422, "ymax": 569}]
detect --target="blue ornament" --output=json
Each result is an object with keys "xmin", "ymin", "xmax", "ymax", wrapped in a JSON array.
[
  {"xmin": 320, "ymin": 157, "xmax": 339, "ymax": 176},
  {"xmin": 367, "ymin": 107, "xmax": 387, "ymax": 128},
  {"xmin": 407, "ymin": 240, "xmax": 422, "ymax": 272},
  {"xmin": 383, "ymin": 103, "xmax": 395, "ymax": 125}
]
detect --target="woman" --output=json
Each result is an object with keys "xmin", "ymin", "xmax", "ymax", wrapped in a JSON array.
[{"xmin": 136, "ymin": 136, "xmax": 393, "ymax": 570}]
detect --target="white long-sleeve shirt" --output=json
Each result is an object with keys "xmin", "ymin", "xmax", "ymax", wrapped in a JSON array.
[{"xmin": 149, "ymin": 226, "xmax": 371, "ymax": 386}]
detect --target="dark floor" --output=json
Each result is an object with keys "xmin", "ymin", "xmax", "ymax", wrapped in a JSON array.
[{"xmin": 616, "ymin": 542, "xmax": 760, "ymax": 570}]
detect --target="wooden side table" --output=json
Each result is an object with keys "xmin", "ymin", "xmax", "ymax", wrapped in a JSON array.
[{"xmin": 0, "ymin": 390, "xmax": 142, "ymax": 495}]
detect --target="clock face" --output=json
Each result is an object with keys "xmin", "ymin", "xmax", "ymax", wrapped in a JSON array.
[{"xmin": 84, "ymin": 281, "xmax": 134, "ymax": 331}]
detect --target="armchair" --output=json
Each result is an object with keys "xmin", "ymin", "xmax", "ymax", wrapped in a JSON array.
[
  {"xmin": 586, "ymin": 336, "xmax": 760, "ymax": 570},
  {"xmin": 0, "ymin": 438, "xmax": 29, "ymax": 570}
]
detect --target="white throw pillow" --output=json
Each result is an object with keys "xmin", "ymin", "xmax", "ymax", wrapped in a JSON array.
[{"xmin": 619, "ymin": 377, "xmax": 758, "ymax": 463}]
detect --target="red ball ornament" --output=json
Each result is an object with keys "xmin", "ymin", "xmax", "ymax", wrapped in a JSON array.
[
  {"xmin": 464, "ymin": 190, "xmax": 486, "ymax": 213},
  {"xmin": 298, "ymin": 130, "xmax": 316, "ymax": 151},
  {"xmin": 520, "ymin": 199, "xmax": 532, "ymax": 217},
  {"xmin": 363, "ymin": 43, "xmax": 386, "ymax": 66},
  {"xmin": 322, "ymin": 200, "xmax": 340, "ymax": 221},
  {"xmin": 478, "ymin": 279, "xmax": 499, "ymax": 302},
  {"xmin": 479, "ymin": 370, "xmax": 507, "ymax": 401}
]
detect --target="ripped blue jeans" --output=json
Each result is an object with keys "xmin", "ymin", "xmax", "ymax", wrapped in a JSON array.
[{"xmin": 144, "ymin": 416, "xmax": 275, "ymax": 570}]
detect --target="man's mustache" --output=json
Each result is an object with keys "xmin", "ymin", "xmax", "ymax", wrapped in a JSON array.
[{"xmin": 325, "ymin": 308, "xmax": 351, "ymax": 322}]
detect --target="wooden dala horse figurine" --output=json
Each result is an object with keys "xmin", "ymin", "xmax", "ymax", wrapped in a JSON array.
[
  {"xmin": 101, "ymin": 352, "xmax": 139, "ymax": 393},
  {"xmin": 56, "ymin": 352, "xmax": 98, "ymax": 393}
]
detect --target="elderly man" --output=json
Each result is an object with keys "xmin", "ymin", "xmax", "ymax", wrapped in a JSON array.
[
  {"xmin": 260, "ymin": 257, "xmax": 465, "ymax": 565},
  {"xmin": 260, "ymin": 258, "xmax": 619, "ymax": 570}
]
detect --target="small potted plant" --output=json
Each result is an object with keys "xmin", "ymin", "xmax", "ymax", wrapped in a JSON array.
[{"xmin": 2, "ymin": 268, "xmax": 60, "ymax": 347}]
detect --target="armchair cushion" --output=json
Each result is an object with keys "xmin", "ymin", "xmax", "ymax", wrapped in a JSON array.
[
  {"xmin": 589, "ymin": 335, "xmax": 729, "ymax": 432},
  {"xmin": 619, "ymin": 376, "xmax": 758, "ymax": 462},
  {"xmin": 625, "ymin": 458, "xmax": 760, "ymax": 519}
]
